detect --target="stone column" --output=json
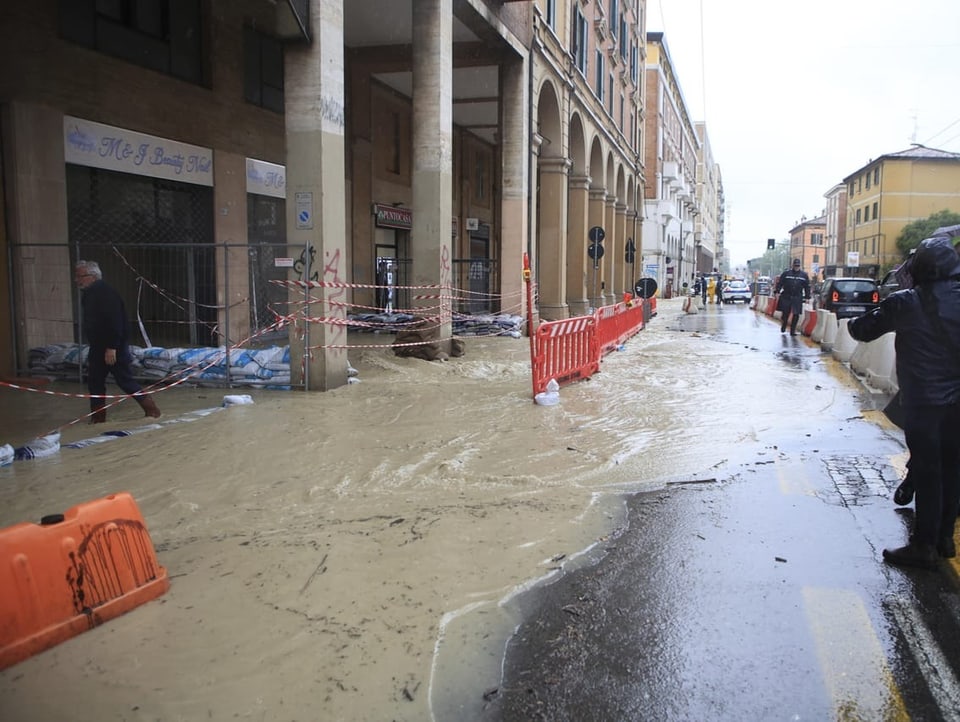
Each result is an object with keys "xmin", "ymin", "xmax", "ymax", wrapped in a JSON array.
[
  {"xmin": 500, "ymin": 56, "xmax": 530, "ymax": 321},
  {"xmin": 2, "ymin": 102, "xmax": 72, "ymax": 366},
  {"xmin": 602, "ymin": 193, "xmax": 617, "ymax": 306},
  {"xmin": 212, "ymin": 151, "xmax": 250, "ymax": 350},
  {"xmin": 566, "ymin": 175, "xmax": 590, "ymax": 316},
  {"xmin": 411, "ymin": 0, "xmax": 453, "ymax": 347},
  {"xmin": 588, "ymin": 188, "xmax": 607, "ymax": 310},
  {"xmin": 536, "ymin": 155, "xmax": 571, "ymax": 320},
  {"xmin": 614, "ymin": 201, "xmax": 628, "ymax": 298},
  {"xmin": 284, "ymin": 0, "xmax": 348, "ymax": 390}
]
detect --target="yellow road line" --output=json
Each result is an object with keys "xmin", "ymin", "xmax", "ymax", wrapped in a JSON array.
[
  {"xmin": 803, "ymin": 587, "xmax": 909, "ymax": 721},
  {"xmin": 775, "ymin": 456, "xmax": 817, "ymax": 496}
]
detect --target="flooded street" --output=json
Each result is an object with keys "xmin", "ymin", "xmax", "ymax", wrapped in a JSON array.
[{"xmin": 0, "ymin": 298, "xmax": 884, "ymax": 721}]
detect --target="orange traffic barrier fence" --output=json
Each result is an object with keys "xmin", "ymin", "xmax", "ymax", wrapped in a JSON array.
[
  {"xmin": 595, "ymin": 301, "xmax": 646, "ymax": 354},
  {"xmin": 0, "ymin": 492, "xmax": 169, "ymax": 670},
  {"xmin": 532, "ymin": 316, "xmax": 599, "ymax": 394}
]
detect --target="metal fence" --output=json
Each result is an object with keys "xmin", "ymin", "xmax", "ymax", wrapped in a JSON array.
[{"xmin": 9, "ymin": 241, "xmax": 503, "ymax": 386}]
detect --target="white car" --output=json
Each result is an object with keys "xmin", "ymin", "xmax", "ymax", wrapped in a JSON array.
[{"xmin": 721, "ymin": 280, "xmax": 752, "ymax": 304}]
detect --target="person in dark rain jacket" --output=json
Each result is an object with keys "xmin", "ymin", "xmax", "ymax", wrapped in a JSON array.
[
  {"xmin": 75, "ymin": 261, "xmax": 161, "ymax": 423},
  {"xmin": 848, "ymin": 236, "xmax": 960, "ymax": 568},
  {"xmin": 774, "ymin": 258, "xmax": 810, "ymax": 335}
]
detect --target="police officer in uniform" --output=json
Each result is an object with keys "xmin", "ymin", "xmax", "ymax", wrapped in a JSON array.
[{"xmin": 775, "ymin": 258, "xmax": 811, "ymax": 335}]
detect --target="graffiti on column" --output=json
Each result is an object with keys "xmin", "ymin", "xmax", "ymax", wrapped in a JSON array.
[
  {"xmin": 440, "ymin": 245, "xmax": 452, "ymax": 325},
  {"xmin": 294, "ymin": 245, "xmax": 319, "ymax": 282},
  {"xmin": 323, "ymin": 248, "xmax": 346, "ymax": 354}
]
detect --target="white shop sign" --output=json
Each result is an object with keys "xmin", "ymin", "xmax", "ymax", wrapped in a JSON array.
[
  {"xmin": 246, "ymin": 158, "xmax": 286, "ymax": 198},
  {"xmin": 63, "ymin": 115, "xmax": 213, "ymax": 186}
]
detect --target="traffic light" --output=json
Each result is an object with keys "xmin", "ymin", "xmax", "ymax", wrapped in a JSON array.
[{"xmin": 767, "ymin": 238, "xmax": 775, "ymax": 250}]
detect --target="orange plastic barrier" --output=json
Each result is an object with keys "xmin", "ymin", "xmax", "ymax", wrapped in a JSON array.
[
  {"xmin": 765, "ymin": 296, "xmax": 777, "ymax": 316},
  {"xmin": 595, "ymin": 301, "xmax": 645, "ymax": 354},
  {"xmin": 532, "ymin": 316, "xmax": 599, "ymax": 394},
  {"xmin": 0, "ymin": 492, "xmax": 169, "ymax": 670},
  {"xmin": 802, "ymin": 309, "xmax": 818, "ymax": 336}
]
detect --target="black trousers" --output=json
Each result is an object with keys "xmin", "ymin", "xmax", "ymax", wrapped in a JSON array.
[
  {"xmin": 780, "ymin": 296, "xmax": 803, "ymax": 331},
  {"xmin": 902, "ymin": 403, "xmax": 960, "ymax": 546},
  {"xmin": 87, "ymin": 346, "xmax": 144, "ymax": 410}
]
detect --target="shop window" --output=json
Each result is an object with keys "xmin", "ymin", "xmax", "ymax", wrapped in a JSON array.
[
  {"xmin": 58, "ymin": 0, "xmax": 206, "ymax": 85},
  {"xmin": 244, "ymin": 26, "xmax": 284, "ymax": 114}
]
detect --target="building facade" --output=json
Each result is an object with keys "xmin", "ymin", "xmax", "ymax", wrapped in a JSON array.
[
  {"xmin": 641, "ymin": 32, "xmax": 699, "ymax": 298},
  {"xmin": 0, "ymin": 1, "xmax": 536, "ymax": 386},
  {"xmin": 842, "ymin": 144, "xmax": 960, "ymax": 277},
  {"xmin": 694, "ymin": 121, "xmax": 723, "ymax": 276},
  {"xmin": 788, "ymin": 215, "xmax": 827, "ymax": 279},
  {"xmin": 822, "ymin": 183, "xmax": 847, "ymax": 278}
]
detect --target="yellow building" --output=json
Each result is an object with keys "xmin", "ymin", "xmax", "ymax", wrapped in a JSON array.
[{"xmin": 843, "ymin": 145, "xmax": 960, "ymax": 275}]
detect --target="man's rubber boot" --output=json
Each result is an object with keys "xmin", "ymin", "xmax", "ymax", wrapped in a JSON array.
[
  {"xmin": 135, "ymin": 394, "xmax": 162, "ymax": 418},
  {"xmin": 894, "ymin": 478, "xmax": 914, "ymax": 506},
  {"xmin": 882, "ymin": 542, "xmax": 938, "ymax": 570}
]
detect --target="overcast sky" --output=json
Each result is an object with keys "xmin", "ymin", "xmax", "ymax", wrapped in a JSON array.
[{"xmin": 648, "ymin": 0, "xmax": 960, "ymax": 267}]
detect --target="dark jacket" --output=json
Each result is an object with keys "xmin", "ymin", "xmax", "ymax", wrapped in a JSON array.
[
  {"xmin": 81, "ymin": 279, "xmax": 131, "ymax": 357},
  {"xmin": 848, "ymin": 236, "xmax": 960, "ymax": 407},
  {"xmin": 775, "ymin": 267, "xmax": 810, "ymax": 299}
]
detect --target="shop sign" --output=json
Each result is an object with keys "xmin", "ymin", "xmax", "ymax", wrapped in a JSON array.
[
  {"xmin": 373, "ymin": 203, "xmax": 412, "ymax": 229},
  {"xmin": 246, "ymin": 158, "xmax": 286, "ymax": 198},
  {"xmin": 373, "ymin": 203, "xmax": 459, "ymax": 236},
  {"xmin": 64, "ymin": 115, "xmax": 213, "ymax": 186}
]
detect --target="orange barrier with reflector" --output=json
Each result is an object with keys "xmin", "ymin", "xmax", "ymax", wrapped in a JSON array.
[
  {"xmin": 595, "ymin": 301, "xmax": 646, "ymax": 354},
  {"xmin": 532, "ymin": 316, "xmax": 599, "ymax": 394},
  {"xmin": 0, "ymin": 492, "xmax": 169, "ymax": 670}
]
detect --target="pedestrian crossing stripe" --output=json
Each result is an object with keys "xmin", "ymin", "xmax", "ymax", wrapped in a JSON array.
[{"xmin": 803, "ymin": 587, "xmax": 909, "ymax": 721}]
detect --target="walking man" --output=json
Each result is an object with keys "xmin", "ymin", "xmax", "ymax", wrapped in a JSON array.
[
  {"xmin": 848, "ymin": 236, "xmax": 960, "ymax": 568},
  {"xmin": 775, "ymin": 258, "xmax": 810, "ymax": 335},
  {"xmin": 75, "ymin": 260, "xmax": 161, "ymax": 423}
]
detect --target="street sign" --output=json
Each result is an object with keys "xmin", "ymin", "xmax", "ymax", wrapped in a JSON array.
[
  {"xmin": 588, "ymin": 241, "xmax": 605, "ymax": 260},
  {"xmin": 634, "ymin": 277, "xmax": 658, "ymax": 299},
  {"xmin": 625, "ymin": 238, "xmax": 636, "ymax": 264},
  {"xmin": 589, "ymin": 226, "xmax": 605, "ymax": 243}
]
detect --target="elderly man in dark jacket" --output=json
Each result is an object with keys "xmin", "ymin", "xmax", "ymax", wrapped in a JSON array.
[
  {"xmin": 849, "ymin": 236, "xmax": 960, "ymax": 568},
  {"xmin": 75, "ymin": 261, "xmax": 161, "ymax": 423}
]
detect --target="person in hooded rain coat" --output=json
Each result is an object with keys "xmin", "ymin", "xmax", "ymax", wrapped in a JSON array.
[{"xmin": 848, "ymin": 236, "xmax": 960, "ymax": 568}]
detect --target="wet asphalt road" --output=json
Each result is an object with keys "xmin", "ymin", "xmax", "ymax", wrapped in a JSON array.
[{"xmin": 479, "ymin": 301, "xmax": 960, "ymax": 722}]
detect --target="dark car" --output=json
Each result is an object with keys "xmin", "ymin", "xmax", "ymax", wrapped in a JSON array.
[
  {"xmin": 878, "ymin": 269, "xmax": 900, "ymax": 300},
  {"xmin": 814, "ymin": 277, "xmax": 879, "ymax": 319}
]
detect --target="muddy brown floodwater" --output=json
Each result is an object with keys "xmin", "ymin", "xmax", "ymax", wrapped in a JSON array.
[{"xmin": 0, "ymin": 298, "xmax": 869, "ymax": 721}]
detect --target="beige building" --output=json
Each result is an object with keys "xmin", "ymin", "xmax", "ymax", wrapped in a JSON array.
[
  {"xmin": 642, "ymin": 32, "xmax": 700, "ymax": 297},
  {"xmin": 788, "ymin": 215, "xmax": 827, "ymax": 279},
  {"xmin": 694, "ymin": 121, "xmax": 724, "ymax": 276},
  {"xmin": 532, "ymin": 0, "xmax": 647, "ymax": 316},
  {"xmin": 822, "ymin": 183, "xmax": 847, "ymax": 277},
  {"xmin": 842, "ymin": 144, "xmax": 960, "ymax": 277}
]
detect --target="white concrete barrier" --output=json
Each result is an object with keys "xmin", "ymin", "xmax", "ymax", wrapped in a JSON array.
[
  {"xmin": 863, "ymin": 333, "xmax": 897, "ymax": 392},
  {"xmin": 820, "ymin": 312, "xmax": 839, "ymax": 351},
  {"xmin": 811, "ymin": 309, "xmax": 828, "ymax": 343},
  {"xmin": 831, "ymin": 319, "xmax": 857, "ymax": 362}
]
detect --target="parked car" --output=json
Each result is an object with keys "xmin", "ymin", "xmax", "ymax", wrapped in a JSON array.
[
  {"xmin": 721, "ymin": 279, "xmax": 752, "ymax": 304},
  {"xmin": 878, "ymin": 269, "xmax": 900, "ymax": 300},
  {"xmin": 814, "ymin": 277, "xmax": 879, "ymax": 318}
]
